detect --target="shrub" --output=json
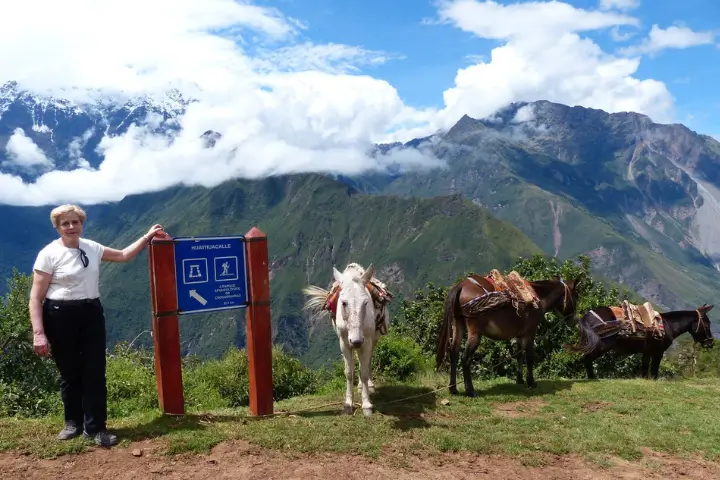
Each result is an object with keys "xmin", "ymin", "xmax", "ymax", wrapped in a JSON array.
[
  {"xmin": 0, "ymin": 270, "xmax": 61, "ymax": 417},
  {"xmin": 185, "ymin": 347, "xmax": 250, "ymax": 407},
  {"xmin": 271, "ymin": 346, "xmax": 320, "ymax": 400},
  {"xmin": 105, "ymin": 343, "xmax": 158, "ymax": 416},
  {"xmin": 184, "ymin": 345, "xmax": 319, "ymax": 408},
  {"xmin": 371, "ymin": 332, "xmax": 427, "ymax": 382}
]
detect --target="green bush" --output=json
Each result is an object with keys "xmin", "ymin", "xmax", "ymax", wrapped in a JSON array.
[
  {"xmin": 272, "ymin": 346, "xmax": 320, "ymax": 400},
  {"xmin": 0, "ymin": 270, "xmax": 61, "ymax": 418},
  {"xmin": 185, "ymin": 346, "xmax": 249, "ymax": 407},
  {"xmin": 372, "ymin": 332, "xmax": 428, "ymax": 382},
  {"xmin": 183, "ymin": 345, "xmax": 320, "ymax": 408},
  {"xmin": 105, "ymin": 343, "xmax": 158, "ymax": 416}
]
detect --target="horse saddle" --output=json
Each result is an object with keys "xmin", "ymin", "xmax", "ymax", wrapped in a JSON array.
[
  {"xmin": 323, "ymin": 282, "xmax": 392, "ymax": 334},
  {"xmin": 476, "ymin": 269, "xmax": 539, "ymax": 305},
  {"xmin": 610, "ymin": 301, "xmax": 663, "ymax": 332}
]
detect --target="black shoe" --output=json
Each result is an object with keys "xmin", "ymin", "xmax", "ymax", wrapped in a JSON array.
[
  {"xmin": 83, "ymin": 430, "xmax": 118, "ymax": 447},
  {"xmin": 57, "ymin": 421, "xmax": 82, "ymax": 440}
]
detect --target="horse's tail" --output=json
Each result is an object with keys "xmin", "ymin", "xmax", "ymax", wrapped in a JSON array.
[
  {"xmin": 302, "ymin": 284, "xmax": 330, "ymax": 323},
  {"xmin": 563, "ymin": 310, "xmax": 602, "ymax": 355},
  {"xmin": 435, "ymin": 281, "xmax": 462, "ymax": 371}
]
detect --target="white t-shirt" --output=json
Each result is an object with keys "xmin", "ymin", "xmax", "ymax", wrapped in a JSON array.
[{"xmin": 33, "ymin": 238, "xmax": 106, "ymax": 301}]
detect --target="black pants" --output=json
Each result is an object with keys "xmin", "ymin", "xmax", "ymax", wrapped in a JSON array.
[{"xmin": 42, "ymin": 298, "xmax": 107, "ymax": 435}]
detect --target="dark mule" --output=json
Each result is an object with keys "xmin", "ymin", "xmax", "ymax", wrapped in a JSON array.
[
  {"xmin": 565, "ymin": 304, "xmax": 715, "ymax": 379},
  {"xmin": 435, "ymin": 274, "xmax": 582, "ymax": 397}
]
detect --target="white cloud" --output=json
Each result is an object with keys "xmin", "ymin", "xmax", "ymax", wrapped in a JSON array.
[
  {"xmin": 620, "ymin": 24, "xmax": 717, "ymax": 57},
  {"xmin": 0, "ymin": 0, "xmax": 706, "ymax": 206},
  {"xmin": 511, "ymin": 105, "xmax": 535, "ymax": 123},
  {"xmin": 436, "ymin": 0, "xmax": 639, "ymax": 41},
  {"xmin": 2, "ymin": 128, "xmax": 54, "ymax": 170},
  {"xmin": 0, "ymin": 0, "xmax": 301, "ymax": 97},
  {"xmin": 432, "ymin": 0, "xmax": 673, "ymax": 129},
  {"xmin": 0, "ymin": 0, "xmax": 442, "ymax": 206}
]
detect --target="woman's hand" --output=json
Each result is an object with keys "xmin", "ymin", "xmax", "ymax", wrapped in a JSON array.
[
  {"xmin": 145, "ymin": 224, "xmax": 164, "ymax": 241},
  {"xmin": 33, "ymin": 332, "xmax": 50, "ymax": 357}
]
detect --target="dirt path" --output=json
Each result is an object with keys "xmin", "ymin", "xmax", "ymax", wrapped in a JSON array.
[{"xmin": 2, "ymin": 439, "xmax": 719, "ymax": 479}]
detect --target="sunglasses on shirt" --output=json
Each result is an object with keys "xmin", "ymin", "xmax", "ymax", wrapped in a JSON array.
[{"xmin": 78, "ymin": 248, "xmax": 89, "ymax": 268}]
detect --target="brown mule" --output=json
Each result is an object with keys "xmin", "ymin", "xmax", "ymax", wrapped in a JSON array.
[
  {"xmin": 435, "ymin": 274, "xmax": 582, "ymax": 397},
  {"xmin": 565, "ymin": 303, "xmax": 715, "ymax": 380}
]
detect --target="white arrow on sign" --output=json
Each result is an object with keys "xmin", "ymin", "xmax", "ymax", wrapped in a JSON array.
[{"xmin": 189, "ymin": 290, "xmax": 208, "ymax": 305}]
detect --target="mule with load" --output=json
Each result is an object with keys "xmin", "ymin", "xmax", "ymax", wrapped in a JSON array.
[
  {"xmin": 436, "ymin": 269, "xmax": 582, "ymax": 397},
  {"xmin": 564, "ymin": 301, "xmax": 715, "ymax": 379}
]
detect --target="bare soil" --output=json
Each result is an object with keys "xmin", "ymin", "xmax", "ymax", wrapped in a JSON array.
[
  {"xmin": 492, "ymin": 398, "xmax": 548, "ymax": 418},
  {"xmin": 581, "ymin": 400, "xmax": 612, "ymax": 412},
  {"xmin": 2, "ymin": 440, "xmax": 719, "ymax": 479}
]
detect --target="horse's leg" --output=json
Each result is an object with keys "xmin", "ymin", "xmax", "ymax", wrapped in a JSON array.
[
  {"xmin": 515, "ymin": 340, "xmax": 525, "ymax": 385},
  {"xmin": 340, "ymin": 339, "xmax": 354, "ymax": 415},
  {"xmin": 357, "ymin": 342, "xmax": 374, "ymax": 416},
  {"xmin": 359, "ymin": 333, "xmax": 378, "ymax": 394},
  {"xmin": 449, "ymin": 318, "xmax": 465, "ymax": 395},
  {"xmin": 640, "ymin": 352, "xmax": 651, "ymax": 379},
  {"xmin": 582, "ymin": 354, "xmax": 597, "ymax": 380},
  {"xmin": 582, "ymin": 344, "xmax": 607, "ymax": 380},
  {"xmin": 461, "ymin": 326, "xmax": 482, "ymax": 398},
  {"xmin": 650, "ymin": 352, "xmax": 663, "ymax": 380},
  {"xmin": 517, "ymin": 310, "xmax": 540, "ymax": 388},
  {"xmin": 518, "ymin": 335, "xmax": 537, "ymax": 389}
]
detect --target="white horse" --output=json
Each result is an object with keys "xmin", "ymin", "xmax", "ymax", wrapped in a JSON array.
[{"xmin": 303, "ymin": 263, "xmax": 390, "ymax": 417}]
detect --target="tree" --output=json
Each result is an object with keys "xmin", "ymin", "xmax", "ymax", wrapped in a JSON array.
[{"xmin": 0, "ymin": 269, "xmax": 60, "ymax": 417}]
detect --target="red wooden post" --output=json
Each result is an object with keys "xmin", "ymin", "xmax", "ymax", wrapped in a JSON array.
[
  {"xmin": 147, "ymin": 232, "xmax": 185, "ymax": 415},
  {"xmin": 244, "ymin": 227, "xmax": 274, "ymax": 416}
]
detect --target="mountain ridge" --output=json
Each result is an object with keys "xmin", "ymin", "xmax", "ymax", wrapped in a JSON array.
[
  {"xmin": 345, "ymin": 99, "xmax": 720, "ymax": 314},
  {"xmin": 2, "ymin": 84, "xmax": 720, "ymax": 362}
]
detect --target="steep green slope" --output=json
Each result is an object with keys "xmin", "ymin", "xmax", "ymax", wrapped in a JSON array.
[
  {"xmin": 35, "ymin": 174, "xmax": 540, "ymax": 366},
  {"xmin": 378, "ymin": 166, "xmax": 720, "ymax": 312},
  {"xmin": 354, "ymin": 103, "xmax": 720, "ymax": 314},
  {"xmin": 0, "ymin": 206, "xmax": 53, "ymax": 285}
]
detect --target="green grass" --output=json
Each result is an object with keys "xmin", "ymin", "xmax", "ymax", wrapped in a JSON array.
[{"xmin": 4, "ymin": 374, "xmax": 720, "ymax": 464}]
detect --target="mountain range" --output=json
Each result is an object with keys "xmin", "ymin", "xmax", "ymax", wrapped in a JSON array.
[{"xmin": 2, "ymin": 81, "xmax": 719, "ymax": 364}]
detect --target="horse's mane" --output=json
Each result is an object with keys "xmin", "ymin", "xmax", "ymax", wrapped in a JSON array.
[
  {"xmin": 659, "ymin": 310, "xmax": 698, "ymax": 321},
  {"xmin": 528, "ymin": 279, "xmax": 561, "ymax": 286}
]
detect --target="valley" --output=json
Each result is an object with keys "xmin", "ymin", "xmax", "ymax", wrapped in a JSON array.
[{"xmin": 2, "ymin": 83, "xmax": 720, "ymax": 365}]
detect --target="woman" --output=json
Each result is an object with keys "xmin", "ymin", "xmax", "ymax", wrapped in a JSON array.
[{"xmin": 29, "ymin": 204, "xmax": 164, "ymax": 447}]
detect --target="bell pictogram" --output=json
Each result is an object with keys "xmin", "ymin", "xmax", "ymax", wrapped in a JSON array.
[{"xmin": 188, "ymin": 264, "xmax": 202, "ymax": 279}]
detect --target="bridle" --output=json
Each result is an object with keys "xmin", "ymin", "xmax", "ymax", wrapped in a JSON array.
[
  {"xmin": 556, "ymin": 276, "xmax": 577, "ymax": 321},
  {"xmin": 694, "ymin": 309, "xmax": 713, "ymax": 343}
]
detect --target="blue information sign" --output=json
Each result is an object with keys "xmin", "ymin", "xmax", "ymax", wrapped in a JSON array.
[{"xmin": 173, "ymin": 235, "xmax": 249, "ymax": 315}]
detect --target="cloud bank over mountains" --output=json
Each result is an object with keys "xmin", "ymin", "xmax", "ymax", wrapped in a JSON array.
[{"xmin": 0, "ymin": 0, "xmax": 715, "ymax": 206}]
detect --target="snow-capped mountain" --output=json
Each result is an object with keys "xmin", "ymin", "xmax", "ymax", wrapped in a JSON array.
[{"xmin": 0, "ymin": 81, "xmax": 193, "ymax": 181}]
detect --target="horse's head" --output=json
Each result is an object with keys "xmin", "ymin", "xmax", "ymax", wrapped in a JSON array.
[
  {"xmin": 332, "ymin": 264, "xmax": 376, "ymax": 349},
  {"xmin": 690, "ymin": 304, "xmax": 715, "ymax": 348},
  {"xmin": 534, "ymin": 275, "xmax": 581, "ymax": 321},
  {"xmin": 556, "ymin": 275, "xmax": 582, "ymax": 320}
]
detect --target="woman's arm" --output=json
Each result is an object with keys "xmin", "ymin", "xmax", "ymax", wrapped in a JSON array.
[
  {"xmin": 28, "ymin": 270, "xmax": 52, "ymax": 356},
  {"xmin": 101, "ymin": 224, "xmax": 164, "ymax": 263}
]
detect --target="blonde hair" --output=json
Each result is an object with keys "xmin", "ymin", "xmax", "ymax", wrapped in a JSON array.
[{"xmin": 50, "ymin": 204, "xmax": 87, "ymax": 228}]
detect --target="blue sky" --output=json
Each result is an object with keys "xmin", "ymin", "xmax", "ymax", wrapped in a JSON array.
[{"xmin": 255, "ymin": 0, "xmax": 720, "ymax": 138}]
